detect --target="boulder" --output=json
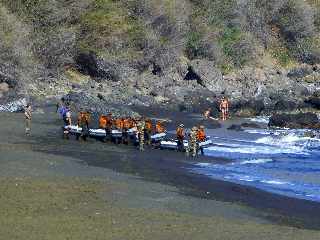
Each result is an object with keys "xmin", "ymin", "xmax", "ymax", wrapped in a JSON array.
[
  {"xmin": 75, "ymin": 52, "xmax": 119, "ymax": 82},
  {"xmin": 305, "ymin": 97, "xmax": 320, "ymax": 110},
  {"xmin": 287, "ymin": 65, "xmax": 313, "ymax": 79},
  {"xmin": 0, "ymin": 82, "xmax": 9, "ymax": 93},
  {"xmin": 274, "ymin": 100, "xmax": 297, "ymax": 112},
  {"xmin": 227, "ymin": 124, "xmax": 244, "ymax": 131},
  {"xmin": 241, "ymin": 122, "xmax": 262, "ymax": 129},
  {"xmin": 189, "ymin": 60, "xmax": 224, "ymax": 92},
  {"xmin": 268, "ymin": 112, "xmax": 320, "ymax": 129}
]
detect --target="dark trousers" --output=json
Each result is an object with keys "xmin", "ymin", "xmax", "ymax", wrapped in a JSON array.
[
  {"xmin": 177, "ymin": 138, "xmax": 184, "ymax": 152},
  {"xmin": 122, "ymin": 129, "xmax": 129, "ymax": 145}
]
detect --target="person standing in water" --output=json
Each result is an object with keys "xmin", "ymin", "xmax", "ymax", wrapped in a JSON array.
[
  {"xmin": 24, "ymin": 104, "xmax": 32, "ymax": 136},
  {"xmin": 219, "ymin": 97, "xmax": 229, "ymax": 121}
]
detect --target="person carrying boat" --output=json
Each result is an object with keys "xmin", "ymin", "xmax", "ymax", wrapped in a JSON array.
[
  {"xmin": 105, "ymin": 113, "xmax": 113, "ymax": 142},
  {"xmin": 122, "ymin": 117, "xmax": 131, "ymax": 145},
  {"xmin": 145, "ymin": 119, "xmax": 153, "ymax": 145},
  {"xmin": 99, "ymin": 115, "xmax": 108, "ymax": 141},
  {"xmin": 63, "ymin": 106, "xmax": 72, "ymax": 139},
  {"xmin": 197, "ymin": 125, "xmax": 206, "ymax": 155},
  {"xmin": 186, "ymin": 126, "xmax": 198, "ymax": 157},
  {"xmin": 176, "ymin": 124, "xmax": 185, "ymax": 152},
  {"xmin": 155, "ymin": 120, "xmax": 166, "ymax": 134},
  {"xmin": 137, "ymin": 117, "xmax": 145, "ymax": 151},
  {"xmin": 77, "ymin": 111, "xmax": 91, "ymax": 141},
  {"xmin": 114, "ymin": 117, "xmax": 124, "ymax": 144},
  {"xmin": 219, "ymin": 96, "xmax": 229, "ymax": 121}
]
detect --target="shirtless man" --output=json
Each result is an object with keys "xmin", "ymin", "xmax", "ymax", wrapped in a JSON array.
[{"xmin": 219, "ymin": 97, "xmax": 229, "ymax": 121}]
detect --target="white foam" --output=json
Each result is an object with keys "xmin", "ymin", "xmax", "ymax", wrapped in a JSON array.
[
  {"xmin": 247, "ymin": 116, "xmax": 270, "ymax": 124},
  {"xmin": 0, "ymin": 98, "xmax": 26, "ymax": 112},
  {"xmin": 261, "ymin": 180, "xmax": 289, "ymax": 185},
  {"xmin": 240, "ymin": 159, "xmax": 273, "ymax": 165},
  {"xmin": 206, "ymin": 144, "xmax": 307, "ymax": 155},
  {"xmin": 244, "ymin": 129, "xmax": 271, "ymax": 135}
]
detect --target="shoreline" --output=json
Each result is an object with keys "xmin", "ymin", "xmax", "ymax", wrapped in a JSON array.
[
  {"xmin": 1, "ymin": 109, "xmax": 320, "ymax": 236},
  {"xmin": 42, "ymin": 144, "xmax": 320, "ymax": 230}
]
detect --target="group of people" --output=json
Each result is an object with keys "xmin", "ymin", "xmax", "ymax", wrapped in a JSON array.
[
  {"xmin": 59, "ymin": 105, "xmax": 208, "ymax": 157},
  {"xmin": 204, "ymin": 96, "xmax": 230, "ymax": 121},
  {"xmin": 176, "ymin": 124, "xmax": 207, "ymax": 157}
]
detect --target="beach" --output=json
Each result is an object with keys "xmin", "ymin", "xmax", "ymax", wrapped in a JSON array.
[{"xmin": 0, "ymin": 107, "xmax": 320, "ymax": 239}]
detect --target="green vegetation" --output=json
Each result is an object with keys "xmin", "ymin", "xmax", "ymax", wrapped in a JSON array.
[
  {"xmin": 78, "ymin": 0, "xmax": 146, "ymax": 58},
  {"xmin": 1, "ymin": 0, "xmax": 320, "ymax": 74}
]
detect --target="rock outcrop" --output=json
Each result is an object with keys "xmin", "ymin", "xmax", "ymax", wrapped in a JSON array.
[{"xmin": 268, "ymin": 113, "xmax": 320, "ymax": 129}]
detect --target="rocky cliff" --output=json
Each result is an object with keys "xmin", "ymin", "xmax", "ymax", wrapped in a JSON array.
[{"xmin": 1, "ymin": 0, "xmax": 320, "ymax": 116}]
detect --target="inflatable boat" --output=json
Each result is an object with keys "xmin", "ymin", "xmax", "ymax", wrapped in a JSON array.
[
  {"xmin": 160, "ymin": 138, "xmax": 213, "ymax": 150},
  {"xmin": 151, "ymin": 132, "xmax": 166, "ymax": 142},
  {"xmin": 64, "ymin": 126, "xmax": 166, "ymax": 141},
  {"xmin": 160, "ymin": 140, "xmax": 189, "ymax": 150}
]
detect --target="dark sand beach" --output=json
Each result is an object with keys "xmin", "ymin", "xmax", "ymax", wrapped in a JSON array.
[{"xmin": 1, "ymin": 107, "xmax": 320, "ymax": 239}]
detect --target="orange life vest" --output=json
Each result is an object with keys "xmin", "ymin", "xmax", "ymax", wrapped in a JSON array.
[
  {"xmin": 156, "ymin": 122, "xmax": 165, "ymax": 133},
  {"xmin": 99, "ymin": 116, "xmax": 107, "ymax": 129},
  {"xmin": 123, "ymin": 118, "xmax": 131, "ymax": 130},
  {"xmin": 78, "ymin": 112, "xmax": 90, "ymax": 125},
  {"xmin": 145, "ymin": 120, "xmax": 153, "ymax": 131},
  {"xmin": 196, "ymin": 129, "xmax": 206, "ymax": 142},
  {"xmin": 115, "ymin": 118, "xmax": 124, "ymax": 130},
  {"xmin": 176, "ymin": 127, "xmax": 184, "ymax": 139}
]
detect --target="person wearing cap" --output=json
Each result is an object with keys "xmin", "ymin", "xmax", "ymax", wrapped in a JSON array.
[
  {"xmin": 219, "ymin": 96, "xmax": 229, "ymax": 121},
  {"xmin": 176, "ymin": 124, "xmax": 185, "ymax": 152},
  {"xmin": 186, "ymin": 126, "xmax": 198, "ymax": 157}
]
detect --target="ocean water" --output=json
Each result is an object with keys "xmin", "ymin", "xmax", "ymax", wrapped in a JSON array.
[{"xmin": 192, "ymin": 117, "xmax": 320, "ymax": 202}]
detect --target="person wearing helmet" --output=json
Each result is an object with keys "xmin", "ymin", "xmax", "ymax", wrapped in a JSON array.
[
  {"xmin": 176, "ymin": 124, "xmax": 185, "ymax": 152},
  {"xmin": 186, "ymin": 126, "xmax": 198, "ymax": 157}
]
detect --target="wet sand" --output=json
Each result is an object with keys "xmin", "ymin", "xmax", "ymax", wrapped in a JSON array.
[{"xmin": 0, "ymin": 108, "xmax": 320, "ymax": 239}]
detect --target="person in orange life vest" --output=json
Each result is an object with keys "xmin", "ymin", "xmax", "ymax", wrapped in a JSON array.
[
  {"xmin": 176, "ymin": 124, "xmax": 185, "ymax": 152},
  {"xmin": 145, "ymin": 119, "xmax": 153, "ymax": 145}
]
